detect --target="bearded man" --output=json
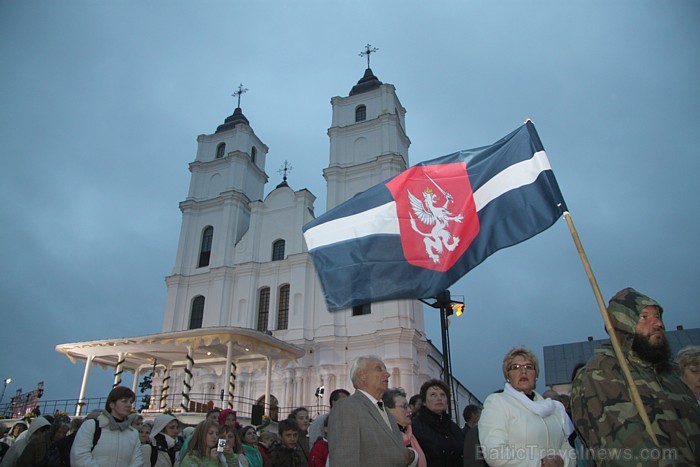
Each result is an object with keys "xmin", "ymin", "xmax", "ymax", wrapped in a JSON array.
[{"xmin": 571, "ymin": 288, "xmax": 700, "ymax": 466}]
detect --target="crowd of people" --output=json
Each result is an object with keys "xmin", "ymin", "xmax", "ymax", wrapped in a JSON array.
[
  {"xmin": 1, "ymin": 287, "xmax": 699, "ymax": 466},
  {"xmin": 322, "ymin": 287, "xmax": 700, "ymax": 466}
]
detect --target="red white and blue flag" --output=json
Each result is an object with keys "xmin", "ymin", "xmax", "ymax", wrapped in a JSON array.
[{"xmin": 303, "ymin": 121, "xmax": 567, "ymax": 311}]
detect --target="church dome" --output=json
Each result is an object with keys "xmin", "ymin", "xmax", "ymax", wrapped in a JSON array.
[
  {"xmin": 349, "ymin": 68, "xmax": 383, "ymax": 96},
  {"xmin": 216, "ymin": 107, "xmax": 250, "ymax": 133}
]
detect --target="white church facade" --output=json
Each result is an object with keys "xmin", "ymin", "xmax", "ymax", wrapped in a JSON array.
[{"xmin": 56, "ymin": 66, "xmax": 480, "ymax": 420}]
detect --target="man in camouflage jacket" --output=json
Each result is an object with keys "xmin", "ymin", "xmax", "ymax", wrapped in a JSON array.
[{"xmin": 570, "ymin": 288, "xmax": 700, "ymax": 466}]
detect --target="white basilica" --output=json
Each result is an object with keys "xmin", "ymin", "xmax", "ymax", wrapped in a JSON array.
[{"xmin": 57, "ymin": 66, "xmax": 479, "ymax": 420}]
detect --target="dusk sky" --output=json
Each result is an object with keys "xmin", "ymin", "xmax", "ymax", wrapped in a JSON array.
[{"xmin": 1, "ymin": 1, "xmax": 699, "ymax": 409}]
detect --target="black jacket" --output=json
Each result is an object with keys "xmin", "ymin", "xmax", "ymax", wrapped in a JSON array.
[{"xmin": 411, "ymin": 406, "xmax": 464, "ymax": 467}]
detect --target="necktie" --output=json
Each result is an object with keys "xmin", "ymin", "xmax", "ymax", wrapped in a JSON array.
[{"xmin": 376, "ymin": 401, "xmax": 392, "ymax": 428}]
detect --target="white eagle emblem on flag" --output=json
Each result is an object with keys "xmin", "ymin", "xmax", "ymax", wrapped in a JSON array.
[{"xmin": 407, "ymin": 174, "xmax": 464, "ymax": 263}]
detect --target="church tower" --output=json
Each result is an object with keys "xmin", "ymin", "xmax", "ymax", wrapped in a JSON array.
[
  {"xmin": 309, "ymin": 59, "xmax": 431, "ymax": 395},
  {"xmin": 324, "ymin": 64, "xmax": 410, "ymax": 210},
  {"xmin": 161, "ymin": 88, "xmax": 270, "ymax": 332}
]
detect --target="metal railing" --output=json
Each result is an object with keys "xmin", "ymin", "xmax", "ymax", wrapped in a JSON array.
[{"xmin": 1, "ymin": 392, "xmax": 313, "ymax": 421}]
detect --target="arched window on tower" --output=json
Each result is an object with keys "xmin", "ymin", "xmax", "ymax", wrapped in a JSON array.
[
  {"xmin": 257, "ymin": 287, "xmax": 270, "ymax": 332},
  {"xmin": 216, "ymin": 143, "xmax": 226, "ymax": 159},
  {"xmin": 355, "ymin": 105, "xmax": 366, "ymax": 122},
  {"xmin": 277, "ymin": 284, "xmax": 290, "ymax": 330},
  {"xmin": 251, "ymin": 146, "xmax": 257, "ymax": 163},
  {"xmin": 198, "ymin": 226, "xmax": 213, "ymax": 268},
  {"xmin": 272, "ymin": 239, "xmax": 285, "ymax": 261},
  {"xmin": 189, "ymin": 295, "xmax": 205, "ymax": 329}
]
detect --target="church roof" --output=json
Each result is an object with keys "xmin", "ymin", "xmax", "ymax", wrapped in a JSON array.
[
  {"xmin": 215, "ymin": 107, "xmax": 250, "ymax": 133},
  {"xmin": 349, "ymin": 68, "xmax": 383, "ymax": 96}
]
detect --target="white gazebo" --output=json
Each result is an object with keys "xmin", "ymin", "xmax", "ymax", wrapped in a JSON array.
[{"xmin": 56, "ymin": 327, "xmax": 305, "ymax": 417}]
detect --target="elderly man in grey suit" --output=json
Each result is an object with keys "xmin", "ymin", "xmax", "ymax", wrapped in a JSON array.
[{"xmin": 328, "ymin": 355, "xmax": 418, "ymax": 467}]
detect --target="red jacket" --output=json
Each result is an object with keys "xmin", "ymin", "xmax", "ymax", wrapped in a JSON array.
[{"xmin": 308, "ymin": 438, "xmax": 328, "ymax": 467}]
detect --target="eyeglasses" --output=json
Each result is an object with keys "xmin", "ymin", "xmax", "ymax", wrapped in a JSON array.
[{"xmin": 508, "ymin": 363, "xmax": 535, "ymax": 372}]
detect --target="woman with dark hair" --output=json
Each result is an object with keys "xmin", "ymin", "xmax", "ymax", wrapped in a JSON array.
[
  {"xmin": 142, "ymin": 413, "xmax": 181, "ymax": 466},
  {"xmin": 286, "ymin": 407, "xmax": 309, "ymax": 462},
  {"xmin": 70, "ymin": 386, "xmax": 143, "ymax": 466},
  {"xmin": 239, "ymin": 425, "xmax": 262, "ymax": 467},
  {"xmin": 180, "ymin": 420, "xmax": 226, "ymax": 466},
  {"xmin": 410, "ymin": 379, "xmax": 464, "ymax": 467}
]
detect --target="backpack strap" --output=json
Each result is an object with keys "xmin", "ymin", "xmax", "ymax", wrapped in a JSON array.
[
  {"xmin": 150, "ymin": 444, "xmax": 159, "ymax": 467},
  {"xmin": 91, "ymin": 418, "xmax": 102, "ymax": 451}
]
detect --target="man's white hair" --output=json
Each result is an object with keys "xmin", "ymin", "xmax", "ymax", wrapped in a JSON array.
[{"xmin": 350, "ymin": 355, "xmax": 382, "ymax": 388}]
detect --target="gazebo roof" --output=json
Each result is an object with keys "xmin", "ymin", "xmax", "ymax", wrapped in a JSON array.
[{"xmin": 55, "ymin": 326, "xmax": 305, "ymax": 371}]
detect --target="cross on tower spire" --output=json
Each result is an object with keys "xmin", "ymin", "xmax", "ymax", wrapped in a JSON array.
[
  {"xmin": 278, "ymin": 160, "xmax": 293, "ymax": 183},
  {"xmin": 359, "ymin": 43, "xmax": 379, "ymax": 69},
  {"xmin": 232, "ymin": 83, "xmax": 248, "ymax": 108}
]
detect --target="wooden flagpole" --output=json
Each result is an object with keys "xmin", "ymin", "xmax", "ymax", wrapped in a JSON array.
[{"xmin": 563, "ymin": 211, "xmax": 659, "ymax": 446}]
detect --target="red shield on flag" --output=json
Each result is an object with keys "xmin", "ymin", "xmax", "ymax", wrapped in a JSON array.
[{"xmin": 386, "ymin": 162, "xmax": 479, "ymax": 272}]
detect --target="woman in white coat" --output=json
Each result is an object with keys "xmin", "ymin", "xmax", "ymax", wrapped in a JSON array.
[
  {"xmin": 70, "ymin": 386, "xmax": 143, "ymax": 467},
  {"xmin": 478, "ymin": 347, "xmax": 576, "ymax": 467}
]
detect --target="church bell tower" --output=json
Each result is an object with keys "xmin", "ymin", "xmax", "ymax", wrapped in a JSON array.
[
  {"xmin": 324, "ymin": 45, "xmax": 411, "ymax": 210},
  {"xmin": 162, "ymin": 86, "xmax": 269, "ymax": 332}
]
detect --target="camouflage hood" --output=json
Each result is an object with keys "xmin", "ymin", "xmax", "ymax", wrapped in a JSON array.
[{"xmin": 606, "ymin": 287, "xmax": 664, "ymax": 352}]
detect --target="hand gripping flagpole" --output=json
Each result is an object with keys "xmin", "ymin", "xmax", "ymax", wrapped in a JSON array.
[{"xmin": 563, "ymin": 211, "xmax": 659, "ymax": 447}]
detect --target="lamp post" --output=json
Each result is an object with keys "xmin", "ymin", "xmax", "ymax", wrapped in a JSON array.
[
  {"xmin": 0, "ymin": 378, "xmax": 11, "ymax": 414},
  {"xmin": 420, "ymin": 291, "xmax": 465, "ymax": 419}
]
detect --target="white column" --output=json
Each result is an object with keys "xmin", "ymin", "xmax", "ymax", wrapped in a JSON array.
[
  {"xmin": 113, "ymin": 352, "xmax": 126, "ymax": 387},
  {"xmin": 131, "ymin": 366, "xmax": 141, "ymax": 394},
  {"xmin": 264, "ymin": 357, "xmax": 272, "ymax": 416},
  {"xmin": 76, "ymin": 355, "xmax": 94, "ymax": 416},
  {"xmin": 160, "ymin": 366, "xmax": 171, "ymax": 411},
  {"xmin": 223, "ymin": 341, "xmax": 236, "ymax": 409},
  {"xmin": 180, "ymin": 346, "xmax": 194, "ymax": 412}
]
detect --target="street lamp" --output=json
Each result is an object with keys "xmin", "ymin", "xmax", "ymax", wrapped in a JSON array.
[
  {"xmin": 419, "ymin": 291, "xmax": 464, "ymax": 419},
  {"xmin": 0, "ymin": 377, "xmax": 11, "ymax": 406}
]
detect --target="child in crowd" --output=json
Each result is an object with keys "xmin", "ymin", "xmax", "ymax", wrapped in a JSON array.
[
  {"xmin": 263, "ymin": 420, "xmax": 305, "ymax": 467},
  {"xmin": 257, "ymin": 430, "xmax": 277, "ymax": 463},
  {"xmin": 179, "ymin": 420, "xmax": 226, "ymax": 467},
  {"xmin": 221, "ymin": 424, "xmax": 248, "ymax": 467}
]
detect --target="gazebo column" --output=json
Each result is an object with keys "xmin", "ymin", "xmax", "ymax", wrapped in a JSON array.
[
  {"xmin": 131, "ymin": 366, "xmax": 141, "ymax": 394},
  {"xmin": 223, "ymin": 341, "xmax": 236, "ymax": 409},
  {"xmin": 180, "ymin": 346, "xmax": 195, "ymax": 412},
  {"xmin": 264, "ymin": 357, "xmax": 272, "ymax": 416},
  {"xmin": 160, "ymin": 365, "xmax": 171, "ymax": 411},
  {"xmin": 113, "ymin": 352, "xmax": 126, "ymax": 387},
  {"xmin": 76, "ymin": 355, "xmax": 94, "ymax": 416}
]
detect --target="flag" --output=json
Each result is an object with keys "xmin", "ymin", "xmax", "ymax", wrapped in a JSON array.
[{"xmin": 303, "ymin": 121, "xmax": 567, "ymax": 311}]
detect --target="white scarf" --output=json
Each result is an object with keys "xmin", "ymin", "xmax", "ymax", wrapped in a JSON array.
[{"xmin": 504, "ymin": 383, "xmax": 574, "ymax": 436}]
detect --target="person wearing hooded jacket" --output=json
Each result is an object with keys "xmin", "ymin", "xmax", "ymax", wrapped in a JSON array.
[
  {"xmin": 0, "ymin": 422, "xmax": 27, "ymax": 447},
  {"xmin": 571, "ymin": 288, "xmax": 700, "ymax": 466},
  {"xmin": 142, "ymin": 414, "xmax": 181, "ymax": 467},
  {"xmin": 70, "ymin": 386, "xmax": 143, "ymax": 467},
  {"xmin": 0, "ymin": 416, "xmax": 50, "ymax": 466}
]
